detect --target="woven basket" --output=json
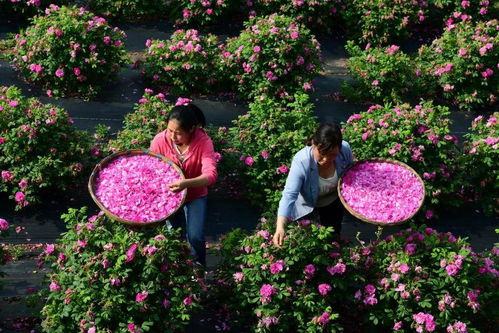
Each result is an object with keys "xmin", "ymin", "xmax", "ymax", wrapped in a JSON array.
[
  {"xmin": 88, "ymin": 149, "xmax": 187, "ymax": 228},
  {"xmin": 337, "ymin": 158, "xmax": 425, "ymax": 227}
]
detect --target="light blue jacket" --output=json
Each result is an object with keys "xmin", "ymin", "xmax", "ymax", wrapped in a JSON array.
[{"xmin": 277, "ymin": 141, "xmax": 354, "ymax": 221}]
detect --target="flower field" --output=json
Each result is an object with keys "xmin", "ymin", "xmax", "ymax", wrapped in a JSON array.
[{"xmin": 0, "ymin": 1, "xmax": 497, "ymax": 332}]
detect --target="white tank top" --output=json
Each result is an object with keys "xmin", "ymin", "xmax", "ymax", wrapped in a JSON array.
[{"xmin": 316, "ymin": 170, "xmax": 338, "ymax": 208}]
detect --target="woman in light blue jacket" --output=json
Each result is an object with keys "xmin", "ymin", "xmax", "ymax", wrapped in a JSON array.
[{"xmin": 273, "ymin": 122, "xmax": 354, "ymax": 247}]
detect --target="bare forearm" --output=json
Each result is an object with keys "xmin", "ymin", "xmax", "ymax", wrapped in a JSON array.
[
  {"xmin": 183, "ymin": 175, "xmax": 209, "ymax": 188},
  {"xmin": 276, "ymin": 216, "xmax": 288, "ymax": 229}
]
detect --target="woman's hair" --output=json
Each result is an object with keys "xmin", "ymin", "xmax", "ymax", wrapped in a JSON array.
[
  {"xmin": 167, "ymin": 104, "xmax": 206, "ymax": 132},
  {"xmin": 307, "ymin": 122, "xmax": 343, "ymax": 154}
]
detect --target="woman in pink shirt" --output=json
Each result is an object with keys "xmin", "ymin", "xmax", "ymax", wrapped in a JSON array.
[{"xmin": 150, "ymin": 103, "xmax": 217, "ymax": 267}]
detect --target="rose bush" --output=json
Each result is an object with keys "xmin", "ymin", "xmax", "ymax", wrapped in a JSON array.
[
  {"xmin": 8, "ymin": 5, "xmax": 127, "ymax": 98},
  {"xmin": 0, "ymin": 218, "xmax": 11, "ymax": 290},
  {"xmin": 459, "ymin": 113, "xmax": 498, "ymax": 216},
  {"xmin": 341, "ymin": 101, "xmax": 461, "ymax": 220},
  {"xmin": 0, "ymin": 0, "xmax": 67, "ymax": 17},
  {"xmin": 355, "ymin": 225, "xmax": 498, "ymax": 332},
  {"xmin": 341, "ymin": 0, "xmax": 495, "ymax": 45},
  {"xmin": 212, "ymin": 222, "xmax": 499, "ymax": 332},
  {"xmin": 219, "ymin": 14, "xmax": 322, "ymax": 101},
  {"xmin": 0, "ymin": 86, "xmax": 102, "ymax": 209},
  {"xmin": 416, "ymin": 19, "xmax": 498, "ymax": 111},
  {"xmin": 342, "ymin": 0, "xmax": 423, "ymax": 45},
  {"xmin": 230, "ymin": 92, "xmax": 317, "ymax": 213},
  {"xmin": 343, "ymin": 41, "xmax": 415, "ymax": 103},
  {"xmin": 205, "ymin": 124, "xmax": 247, "ymax": 200},
  {"xmin": 86, "ymin": 0, "xmax": 169, "ymax": 21},
  {"xmin": 142, "ymin": 29, "xmax": 220, "ymax": 96},
  {"xmin": 107, "ymin": 89, "xmax": 173, "ymax": 153},
  {"xmin": 210, "ymin": 220, "xmax": 365, "ymax": 332},
  {"xmin": 170, "ymin": 0, "xmax": 237, "ymax": 26},
  {"xmin": 40, "ymin": 207, "xmax": 203, "ymax": 333},
  {"xmin": 248, "ymin": 0, "xmax": 344, "ymax": 33}
]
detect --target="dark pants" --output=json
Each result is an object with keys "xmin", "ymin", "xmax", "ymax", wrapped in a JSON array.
[
  {"xmin": 303, "ymin": 199, "xmax": 345, "ymax": 234},
  {"xmin": 317, "ymin": 199, "xmax": 345, "ymax": 234}
]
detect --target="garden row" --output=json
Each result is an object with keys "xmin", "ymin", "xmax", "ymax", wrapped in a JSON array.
[
  {"xmin": 1, "ymin": 210, "xmax": 498, "ymax": 332},
  {"xmin": 1, "ymin": 85, "xmax": 497, "ymax": 218},
  {"xmin": 3, "ymin": 5, "xmax": 497, "ymax": 111},
  {"xmin": 1, "ymin": 5, "xmax": 499, "ymax": 110},
  {"xmin": 2, "ymin": 0, "xmax": 497, "ymax": 45}
]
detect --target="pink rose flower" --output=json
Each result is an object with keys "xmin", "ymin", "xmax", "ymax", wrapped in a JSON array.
[
  {"xmin": 305, "ymin": 264, "xmax": 315, "ymax": 276},
  {"xmin": 135, "ymin": 291, "xmax": 148, "ymax": 302},
  {"xmin": 175, "ymin": 97, "xmax": 192, "ymax": 106},
  {"xmin": 55, "ymin": 68, "xmax": 64, "ymax": 78},
  {"xmin": 318, "ymin": 283, "xmax": 332, "ymax": 296},
  {"xmin": 276, "ymin": 164, "xmax": 289, "ymax": 174},
  {"xmin": 0, "ymin": 219, "xmax": 9, "ymax": 232},
  {"xmin": 14, "ymin": 191, "xmax": 25, "ymax": 202},
  {"xmin": 125, "ymin": 244, "xmax": 138, "ymax": 262},
  {"xmin": 244, "ymin": 156, "xmax": 254, "ymax": 166},
  {"xmin": 183, "ymin": 296, "xmax": 192, "ymax": 306},
  {"xmin": 260, "ymin": 284, "xmax": 275, "ymax": 297}
]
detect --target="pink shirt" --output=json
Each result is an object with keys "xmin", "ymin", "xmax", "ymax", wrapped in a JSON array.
[{"xmin": 149, "ymin": 128, "xmax": 218, "ymax": 203}]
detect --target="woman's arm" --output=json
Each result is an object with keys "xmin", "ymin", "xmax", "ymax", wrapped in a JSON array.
[
  {"xmin": 169, "ymin": 137, "xmax": 218, "ymax": 192},
  {"xmin": 168, "ymin": 175, "xmax": 209, "ymax": 192},
  {"xmin": 273, "ymin": 156, "xmax": 306, "ymax": 247}
]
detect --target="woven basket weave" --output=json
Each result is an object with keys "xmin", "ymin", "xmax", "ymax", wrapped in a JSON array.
[
  {"xmin": 337, "ymin": 158, "xmax": 425, "ymax": 227},
  {"xmin": 88, "ymin": 149, "xmax": 186, "ymax": 228}
]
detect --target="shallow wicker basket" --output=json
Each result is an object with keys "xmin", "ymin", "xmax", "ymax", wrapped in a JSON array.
[
  {"xmin": 88, "ymin": 149, "xmax": 187, "ymax": 228},
  {"xmin": 337, "ymin": 158, "xmax": 425, "ymax": 227}
]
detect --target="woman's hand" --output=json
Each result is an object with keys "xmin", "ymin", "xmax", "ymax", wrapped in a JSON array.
[
  {"xmin": 272, "ymin": 217, "xmax": 288, "ymax": 248},
  {"xmin": 168, "ymin": 179, "xmax": 187, "ymax": 193}
]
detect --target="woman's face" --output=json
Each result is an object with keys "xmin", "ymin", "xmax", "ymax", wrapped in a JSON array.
[
  {"xmin": 313, "ymin": 144, "xmax": 340, "ymax": 166},
  {"xmin": 167, "ymin": 119, "xmax": 193, "ymax": 146}
]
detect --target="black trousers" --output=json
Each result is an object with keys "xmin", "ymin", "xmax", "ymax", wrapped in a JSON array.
[{"xmin": 303, "ymin": 199, "xmax": 345, "ymax": 235}]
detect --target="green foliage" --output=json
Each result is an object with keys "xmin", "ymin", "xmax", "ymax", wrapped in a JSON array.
[
  {"xmin": 8, "ymin": 5, "xmax": 127, "ymax": 98},
  {"xmin": 211, "ymin": 221, "xmax": 362, "ymax": 332},
  {"xmin": 143, "ymin": 30, "xmax": 220, "ymax": 96},
  {"xmin": 343, "ymin": 41, "xmax": 416, "ymax": 104},
  {"xmin": 459, "ymin": 113, "xmax": 498, "ymax": 216},
  {"xmin": 230, "ymin": 92, "xmax": 318, "ymax": 213},
  {"xmin": 357, "ymin": 225, "xmax": 499, "ymax": 332},
  {"xmin": 341, "ymin": 0, "xmax": 495, "ymax": 45},
  {"xmin": 170, "ymin": 0, "xmax": 236, "ymax": 26},
  {"xmin": 86, "ymin": 0, "xmax": 170, "ymax": 21},
  {"xmin": 213, "ymin": 223, "xmax": 499, "ymax": 332},
  {"xmin": 0, "ymin": 0, "xmax": 68, "ymax": 18},
  {"xmin": 107, "ymin": 89, "xmax": 173, "ymax": 153},
  {"xmin": 250, "ymin": 0, "xmax": 343, "ymax": 33},
  {"xmin": 416, "ymin": 19, "xmax": 498, "ymax": 111},
  {"xmin": 219, "ymin": 14, "xmax": 323, "ymax": 101},
  {"xmin": 0, "ymin": 218, "xmax": 11, "ymax": 290},
  {"xmin": 40, "ymin": 207, "xmax": 203, "ymax": 333},
  {"xmin": 0, "ymin": 86, "xmax": 101, "ymax": 209}
]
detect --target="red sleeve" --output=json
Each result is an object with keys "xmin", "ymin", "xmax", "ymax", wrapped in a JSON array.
[{"xmin": 200, "ymin": 136, "xmax": 218, "ymax": 186}]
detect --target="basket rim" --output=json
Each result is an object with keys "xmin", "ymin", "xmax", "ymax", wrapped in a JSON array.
[
  {"xmin": 88, "ymin": 149, "xmax": 187, "ymax": 228},
  {"xmin": 337, "ymin": 157, "xmax": 426, "ymax": 227}
]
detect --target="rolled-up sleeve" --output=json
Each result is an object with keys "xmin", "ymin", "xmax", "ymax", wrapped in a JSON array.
[
  {"xmin": 200, "ymin": 138, "xmax": 218, "ymax": 186},
  {"xmin": 277, "ymin": 156, "xmax": 305, "ymax": 220}
]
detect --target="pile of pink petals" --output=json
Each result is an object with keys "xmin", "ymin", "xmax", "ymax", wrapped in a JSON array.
[
  {"xmin": 94, "ymin": 154, "xmax": 183, "ymax": 222},
  {"xmin": 340, "ymin": 161, "xmax": 424, "ymax": 223}
]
